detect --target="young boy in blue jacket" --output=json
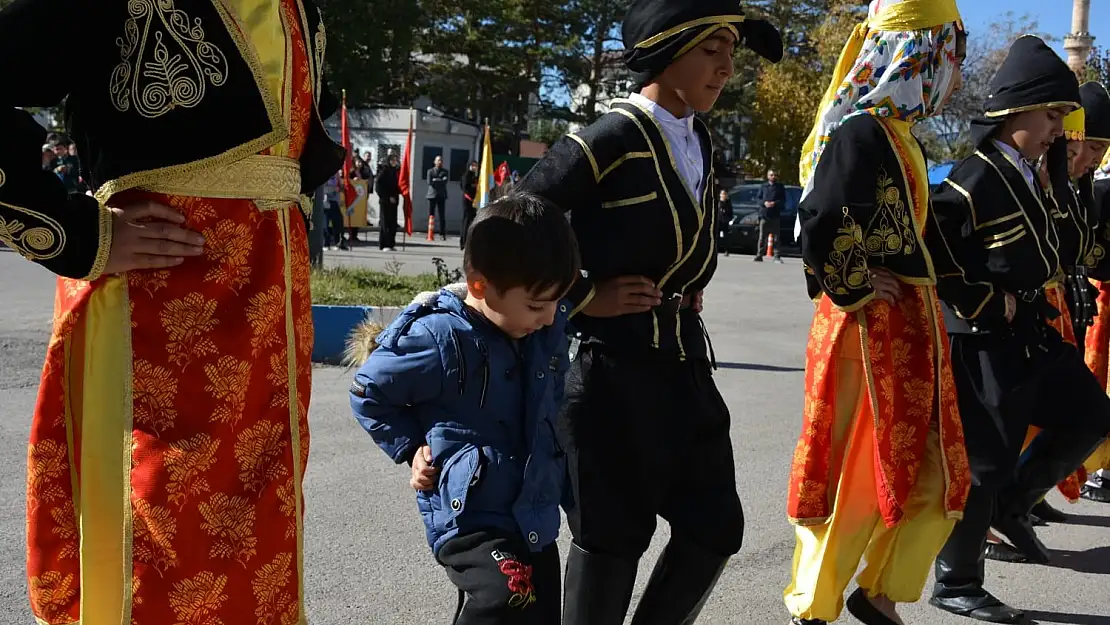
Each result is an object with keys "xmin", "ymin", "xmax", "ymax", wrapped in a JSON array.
[{"xmin": 349, "ymin": 192, "xmax": 580, "ymax": 624}]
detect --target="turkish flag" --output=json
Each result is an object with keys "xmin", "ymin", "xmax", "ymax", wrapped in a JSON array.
[
  {"xmin": 340, "ymin": 92, "xmax": 357, "ymax": 210},
  {"xmin": 398, "ymin": 111, "xmax": 415, "ymax": 235},
  {"xmin": 494, "ymin": 161, "xmax": 510, "ymax": 186}
]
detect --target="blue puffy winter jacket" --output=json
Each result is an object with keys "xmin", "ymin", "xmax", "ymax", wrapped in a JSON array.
[{"xmin": 350, "ymin": 286, "xmax": 571, "ymax": 555}]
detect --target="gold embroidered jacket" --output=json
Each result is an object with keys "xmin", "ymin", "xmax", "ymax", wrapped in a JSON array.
[
  {"xmin": 799, "ymin": 115, "xmax": 936, "ymax": 312},
  {"xmin": 520, "ymin": 99, "xmax": 718, "ymax": 361},
  {"xmin": 927, "ymin": 141, "xmax": 1063, "ymax": 331},
  {"xmin": 0, "ymin": 0, "xmax": 344, "ymax": 280}
]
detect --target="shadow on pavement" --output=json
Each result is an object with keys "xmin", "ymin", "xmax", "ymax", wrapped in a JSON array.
[
  {"xmin": 1023, "ymin": 610, "xmax": 1110, "ymax": 624},
  {"xmin": 1045, "ymin": 545, "xmax": 1110, "ymax": 575},
  {"xmin": 1060, "ymin": 513, "xmax": 1110, "ymax": 528},
  {"xmin": 716, "ymin": 362, "xmax": 804, "ymax": 373}
]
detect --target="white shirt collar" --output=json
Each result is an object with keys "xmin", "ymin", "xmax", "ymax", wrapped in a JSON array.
[{"xmin": 628, "ymin": 93, "xmax": 696, "ymax": 134}]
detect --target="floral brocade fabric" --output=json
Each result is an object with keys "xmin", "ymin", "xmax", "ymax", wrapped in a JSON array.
[
  {"xmin": 788, "ymin": 287, "xmax": 970, "ymax": 527},
  {"xmin": 25, "ymin": 1, "xmax": 316, "ymax": 623}
]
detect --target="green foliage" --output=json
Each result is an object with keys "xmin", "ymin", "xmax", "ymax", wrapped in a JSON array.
[{"xmin": 1085, "ymin": 46, "xmax": 1110, "ymax": 85}]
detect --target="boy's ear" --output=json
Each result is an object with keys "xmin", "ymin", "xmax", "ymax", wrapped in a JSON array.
[{"xmin": 467, "ymin": 272, "xmax": 487, "ymax": 300}]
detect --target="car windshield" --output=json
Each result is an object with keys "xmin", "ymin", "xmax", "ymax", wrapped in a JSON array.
[{"xmin": 728, "ymin": 185, "xmax": 762, "ymax": 205}]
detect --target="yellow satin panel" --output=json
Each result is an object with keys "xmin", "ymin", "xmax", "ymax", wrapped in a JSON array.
[
  {"xmin": 228, "ymin": 0, "xmax": 292, "ymax": 156},
  {"xmin": 799, "ymin": 0, "xmax": 962, "ymax": 189},
  {"xmin": 1084, "ymin": 440, "xmax": 1110, "ymax": 473},
  {"xmin": 77, "ymin": 276, "xmax": 134, "ymax": 624},
  {"xmin": 784, "ymin": 345, "xmax": 955, "ymax": 622}
]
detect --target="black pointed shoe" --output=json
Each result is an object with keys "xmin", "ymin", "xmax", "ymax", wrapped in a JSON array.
[
  {"xmin": 984, "ymin": 541, "xmax": 1029, "ymax": 563},
  {"xmin": 1081, "ymin": 483, "xmax": 1110, "ymax": 503},
  {"xmin": 846, "ymin": 588, "xmax": 899, "ymax": 625},
  {"xmin": 1030, "ymin": 500, "xmax": 1068, "ymax": 523},
  {"xmin": 790, "ymin": 618, "xmax": 826, "ymax": 625},
  {"xmin": 930, "ymin": 592, "xmax": 1026, "ymax": 624},
  {"xmin": 992, "ymin": 515, "xmax": 1050, "ymax": 564}
]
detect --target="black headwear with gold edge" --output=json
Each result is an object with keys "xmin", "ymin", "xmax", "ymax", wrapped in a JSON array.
[
  {"xmin": 622, "ymin": 0, "xmax": 783, "ymax": 88},
  {"xmin": 969, "ymin": 35, "xmax": 1081, "ymax": 146},
  {"xmin": 1082, "ymin": 82, "xmax": 1110, "ymax": 142}
]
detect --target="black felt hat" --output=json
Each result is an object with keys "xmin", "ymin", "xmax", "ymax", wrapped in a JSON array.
[
  {"xmin": 622, "ymin": 0, "xmax": 783, "ymax": 87},
  {"xmin": 969, "ymin": 35, "xmax": 1081, "ymax": 146},
  {"xmin": 1081, "ymin": 82, "xmax": 1110, "ymax": 142},
  {"xmin": 984, "ymin": 35, "xmax": 1080, "ymax": 118}
]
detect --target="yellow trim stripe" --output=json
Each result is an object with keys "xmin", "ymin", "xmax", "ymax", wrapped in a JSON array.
[
  {"xmin": 570, "ymin": 284, "xmax": 596, "ymax": 318},
  {"xmin": 634, "ymin": 15, "xmax": 745, "ymax": 49},
  {"xmin": 599, "ymin": 151, "xmax": 653, "ymax": 181},
  {"xmin": 601, "ymin": 192, "xmax": 658, "ymax": 209},
  {"xmin": 672, "ymin": 24, "xmax": 741, "ymax": 59},
  {"xmin": 976, "ymin": 211, "xmax": 1022, "ymax": 231},
  {"xmin": 279, "ymin": 209, "xmax": 307, "ymax": 614},
  {"xmin": 986, "ymin": 230, "xmax": 1027, "ymax": 249},
  {"xmin": 984, "ymin": 101, "xmax": 1080, "ymax": 118},
  {"xmin": 984, "ymin": 224, "xmax": 1025, "ymax": 242},
  {"xmin": 78, "ymin": 276, "xmax": 134, "ymax": 623},
  {"xmin": 566, "ymin": 134, "xmax": 600, "ymax": 182}
]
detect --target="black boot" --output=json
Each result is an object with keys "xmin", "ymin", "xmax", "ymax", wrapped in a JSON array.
[
  {"xmin": 562, "ymin": 543, "xmax": 639, "ymax": 625},
  {"xmin": 1030, "ymin": 500, "xmax": 1068, "ymax": 523},
  {"xmin": 991, "ymin": 515, "xmax": 1050, "ymax": 564},
  {"xmin": 1000, "ymin": 428, "xmax": 1106, "ymax": 520},
  {"xmin": 1081, "ymin": 483, "xmax": 1110, "ymax": 502},
  {"xmin": 629, "ymin": 535, "xmax": 729, "ymax": 625}
]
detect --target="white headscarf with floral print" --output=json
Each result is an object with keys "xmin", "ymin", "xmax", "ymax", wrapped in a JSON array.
[{"xmin": 799, "ymin": 0, "xmax": 962, "ymax": 201}]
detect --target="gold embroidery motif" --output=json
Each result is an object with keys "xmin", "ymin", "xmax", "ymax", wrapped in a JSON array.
[
  {"xmin": 109, "ymin": 0, "xmax": 230, "ymax": 118},
  {"xmin": 822, "ymin": 207, "xmax": 869, "ymax": 296},
  {"xmin": 198, "ymin": 492, "xmax": 259, "ymax": 565},
  {"xmin": 136, "ymin": 155, "xmax": 302, "ymax": 210},
  {"xmin": 252, "ymin": 552, "xmax": 297, "ymax": 625},
  {"xmin": 0, "ymin": 201, "xmax": 66, "ymax": 262},
  {"xmin": 29, "ymin": 571, "xmax": 78, "ymax": 625},
  {"xmin": 313, "ymin": 19, "xmax": 326, "ymax": 106},
  {"xmin": 867, "ymin": 169, "xmax": 915, "ymax": 256},
  {"xmin": 167, "ymin": 571, "xmax": 229, "ymax": 624},
  {"xmin": 133, "ymin": 498, "xmax": 180, "ymax": 575},
  {"xmin": 164, "ymin": 433, "xmax": 221, "ymax": 509}
]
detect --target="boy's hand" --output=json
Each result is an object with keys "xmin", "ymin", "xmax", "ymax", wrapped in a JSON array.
[{"xmin": 410, "ymin": 445, "xmax": 438, "ymax": 491}]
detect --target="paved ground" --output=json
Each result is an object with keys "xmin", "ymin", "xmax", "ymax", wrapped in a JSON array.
[{"xmin": 1, "ymin": 239, "xmax": 1109, "ymax": 624}]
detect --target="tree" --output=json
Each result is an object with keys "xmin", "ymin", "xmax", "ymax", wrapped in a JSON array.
[
  {"xmin": 548, "ymin": 0, "xmax": 631, "ymax": 124},
  {"xmin": 318, "ymin": 0, "xmax": 423, "ymax": 106},
  {"xmin": 916, "ymin": 13, "xmax": 1052, "ymax": 163},
  {"xmin": 1085, "ymin": 46, "xmax": 1110, "ymax": 84}
]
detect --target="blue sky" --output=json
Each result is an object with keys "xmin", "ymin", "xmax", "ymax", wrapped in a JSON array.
[{"xmin": 959, "ymin": 1, "xmax": 1109, "ymax": 58}]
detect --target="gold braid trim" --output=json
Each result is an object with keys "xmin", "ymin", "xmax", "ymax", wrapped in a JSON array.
[{"xmin": 80, "ymin": 206, "xmax": 114, "ymax": 282}]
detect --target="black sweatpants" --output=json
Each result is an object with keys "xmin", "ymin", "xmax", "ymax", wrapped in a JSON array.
[
  {"xmin": 438, "ymin": 531, "xmax": 561, "ymax": 625},
  {"xmin": 460, "ymin": 202, "xmax": 476, "ymax": 250},
  {"xmin": 557, "ymin": 344, "xmax": 745, "ymax": 558},
  {"xmin": 429, "ymin": 198, "xmax": 447, "ymax": 237}
]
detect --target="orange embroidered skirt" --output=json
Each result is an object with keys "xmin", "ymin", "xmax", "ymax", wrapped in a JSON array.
[
  {"xmin": 788, "ymin": 287, "xmax": 970, "ymax": 528},
  {"xmin": 1084, "ymin": 280, "xmax": 1110, "ymax": 473},
  {"xmin": 26, "ymin": 198, "xmax": 313, "ymax": 625}
]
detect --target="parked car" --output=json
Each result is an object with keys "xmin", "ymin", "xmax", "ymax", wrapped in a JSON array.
[{"xmin": 721, "ymin": 183, "xmax": 802, "ymax": 254}]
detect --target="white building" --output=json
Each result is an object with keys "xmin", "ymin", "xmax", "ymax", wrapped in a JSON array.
[{"xmin": 326, "ymin": 107, "xmax": 482, "ymax": 235}]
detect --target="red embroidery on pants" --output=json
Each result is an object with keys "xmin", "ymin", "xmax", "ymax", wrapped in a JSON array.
[{"xmin": 493, "ymin": 552, "xmax": 536, "ymax": 609}]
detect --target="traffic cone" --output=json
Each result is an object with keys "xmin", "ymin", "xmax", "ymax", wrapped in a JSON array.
[
  {"xmin": 766, "ymin": 233, "xmax": 776, "ymax": 259},
  {"xmin": 427, "ymin": 215, "xmax": 435, "ymax": 241}
]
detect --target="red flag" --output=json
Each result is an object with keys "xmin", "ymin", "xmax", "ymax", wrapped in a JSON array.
[
  {"xmin": 340, "ymin": 90, "xmax": 358, "ymax": 210},
  {"xmin": 398, "ymin": 110, "xmax": 415, "ymax": 235},
  {"xmin": 494, "ymin": 161, "xmax": 510, "ymax": 186}
]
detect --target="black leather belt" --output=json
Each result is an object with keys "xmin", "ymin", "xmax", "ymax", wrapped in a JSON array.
[{"xmin": 657, "ymin": 293, "xmax": 693, "ymax": 316}]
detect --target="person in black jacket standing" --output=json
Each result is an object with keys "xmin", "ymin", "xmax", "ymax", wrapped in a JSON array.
[
  {"xmin": 755, "ymin": 169, "xmax": 785, "ymax": 262},
  {"xmin": 377, "ymin": 153, "xmax": 401, "ymax": 251},
  {"xmin": 426, "ymin": 154, "xmax": 449, "ymax": 240},
  {"xmin": 717, "ymin": 188, "xmax": 733, "ymax": 256},
  {"xmin": 460, "ymin": 160, "xmax": 479, "ymax": 249},
  {"xmin": 520, "ymin": 1, "xmax": 782, "ymax": 623}
]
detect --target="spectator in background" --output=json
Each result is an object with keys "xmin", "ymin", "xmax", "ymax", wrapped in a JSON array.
[
  {"xmin": 376, "ymin": 153, "xmax": 401, "ymax": 251},
  {"xmin": 324, "ymin": 171, "xmax": 347, "ymax": 251},
  {"xmin": 717, "ymin": 188, "xmax": 733, "ymax": 257},
  {"xmin": 41, "ymin": 146, "xmax": 55, "ymax": 171},
  {"xmin": 755, "ymin": 168, "xmax": 785, "ymax": 263},
  {"xmin": 460, "ymin": 160, "xmax": 479, "ymax": 250},
  {"xmin": 426, "ymin": 154, "xmax": 449, "ymax": 240}
]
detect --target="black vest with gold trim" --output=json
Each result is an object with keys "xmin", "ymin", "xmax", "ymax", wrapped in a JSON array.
[{"xmin": 521, "ymin": 99, "xmax": 717, "ymax": 361}]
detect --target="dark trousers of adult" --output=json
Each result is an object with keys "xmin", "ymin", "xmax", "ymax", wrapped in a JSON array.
[
  {"xmin": 933, "ymin": 323, "xmax": 1110, "ymax": 617},
  {"xmin": 439, "ymin": 530, "xmax": 561, "ymax": 625},
  {"xmin": 379, "ymin": 198, "xmax": 398, "ymax": 250},
  {"xmin": 460, "ymin": 201, "xmax": 476, "ymax": 250},
  {"xmin": 325, "ymin": 202, "xmax": 345, "ymax": 248},
  {"xmin": 558, "ymin": 343, "xmax": 745, "ymax": 625},
  {"xmin": 429, "ymin": 197, "xmax": 447, "ymax": 239},
  {"xmin": 757, "ymin": 216, "xmax": 780, "ymax": 258}
]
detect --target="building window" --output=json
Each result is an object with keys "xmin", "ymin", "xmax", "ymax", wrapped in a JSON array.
[
  {"xmin": 449, "ymin": 149, "xmax": 470, "ymax": 182},
  {"xmin": 421, "ymin": 146, "xmax": 444, "ymax": 174}
]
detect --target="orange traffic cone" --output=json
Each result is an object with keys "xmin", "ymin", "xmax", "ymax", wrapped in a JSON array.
[
  {"xmin": 766, "ymin": 233, "xmax": 776, "ymax": 259},
  {"xmin": 427, "ymin": 215, "xmax": 435, "ymax": 241}
]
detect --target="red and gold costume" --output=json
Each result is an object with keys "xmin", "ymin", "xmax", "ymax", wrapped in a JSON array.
[
  {"xmin": 4, "ymin": 1, "xmax": 342, "ymax": 622},
  {"xmin": 784, "ymin": 3, "xmax": 969, "ymax": 620}
]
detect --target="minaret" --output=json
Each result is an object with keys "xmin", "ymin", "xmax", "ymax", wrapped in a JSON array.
[{"xmin": 1064, "ymin": 0, "xmax": 1095, "ymax": 75}]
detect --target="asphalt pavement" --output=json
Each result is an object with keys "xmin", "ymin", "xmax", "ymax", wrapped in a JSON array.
[{"xmin": 1, "ymin": 240, "xmax": 1108, "ymax": 624}]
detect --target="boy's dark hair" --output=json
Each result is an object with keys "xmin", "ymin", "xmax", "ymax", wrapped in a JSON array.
[{"xmin": 464, "ymin": 192, "xmax": 580, "ymax": 299}]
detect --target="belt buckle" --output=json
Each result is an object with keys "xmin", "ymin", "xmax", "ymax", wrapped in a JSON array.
[
  {"xmin": 1021, "ymin": 290, "xmax": 1039, "ymax": 303},
  {"xmin": 658, "ymin": 293, "xmax": 683, "ymax": 315}
]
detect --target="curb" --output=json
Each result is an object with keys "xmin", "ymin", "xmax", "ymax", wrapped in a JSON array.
[{"xmin": 311, "ymin": 305, "xmax": 403, "ymax": 365}]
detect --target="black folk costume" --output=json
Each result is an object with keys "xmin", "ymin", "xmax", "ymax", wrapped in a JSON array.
[
  {"xmin": 926, "ymin": 35, "xmax": 1110, "ymax": 625},
  {"xmin": 519, "ymin": 1, "xmax": 782, "ymax": 624}
]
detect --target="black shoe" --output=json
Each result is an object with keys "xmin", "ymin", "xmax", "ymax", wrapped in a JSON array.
[
  {"xmin": 629, "ymin": 535, "xmax": 729, "ymax": 625},
  {"xmin": 562, "ymin": 543, "xmax": 638, "ymax": 625},
  {"xmin": 1081, "ymin": 483, "xmax": 1110, "ymax": 503},
  {"xmin": 1030, "ymin": 500, "xmax": 1068, "ymax": 523},
  {"xmin": 984, "ymin": 542, "xmax": 1029, "ymax": 563},
  {"xmin": 930, "ymin": 593, "xmax": 1026, "ymax": 624},
  {"xmin": 753, "ymin": 256, "xmax": 764, "ymax": 262},
  {"xmin": 846, "ymin": 588, "xmax": 899, "ymax": 625},
  {"xmin": 991, "ymin": 515, "xmax": 1050, "ymax": 564},
  {"xmin": 790, "ymin": 618, "xmax": 826, "ymax": 625}
]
